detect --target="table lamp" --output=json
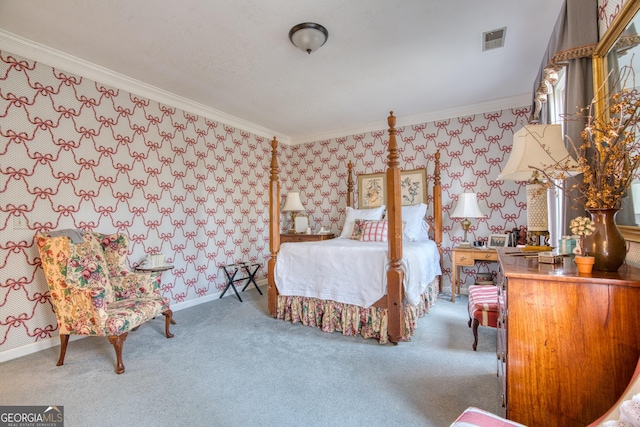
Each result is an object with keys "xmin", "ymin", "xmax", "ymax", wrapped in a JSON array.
[
  {"xmin": 282, "ymin": 192, "xmax": 305, "ymax": 233},
  {"xmin": 451, "ymin": 192, "xmax": 486, "ymax": 248},
  {"xmin": 498, "ymin": 124, "xmax": 579, "ymax": 245}
]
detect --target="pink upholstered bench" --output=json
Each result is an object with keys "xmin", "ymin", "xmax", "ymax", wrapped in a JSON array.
[
  {"xmin": 468, "ymin": 285, "xmax": 499, "ymax": 351},
  {"xmin": 450, "ymin": 406, "xmax": 525, "ymax": 427}
]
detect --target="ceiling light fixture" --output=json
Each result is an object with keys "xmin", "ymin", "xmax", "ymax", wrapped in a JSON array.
[{"xmin": 289, "ymin": 22, "xmax": 328, "ymax": 54}]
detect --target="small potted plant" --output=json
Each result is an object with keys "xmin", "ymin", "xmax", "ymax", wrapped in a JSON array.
[{"xmin": 570, "ymin": 216, "xmax": 596, "ymax": 274}]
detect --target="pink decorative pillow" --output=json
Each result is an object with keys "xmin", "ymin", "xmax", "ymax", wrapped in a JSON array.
[
  {"xmin": 351, "ymin": 218, "xmax": 369, "ymax": 240},
  {"xmin": 360, "ymin": 220, "xmax": 388, "ymax": 242}
]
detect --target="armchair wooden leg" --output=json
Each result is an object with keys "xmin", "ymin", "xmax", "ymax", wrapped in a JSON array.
[
  {"xmin": 57, "ymin": 334, "xmax": 69, "ymax": 366},
  {"xmin": 108, "ymin": 333, "xmax": 128, "ymax": 374},
  {"xmin": 472, "ymin": 319, "xmax": 479, "ymax": 351},
  {"xmin": 163, "ymin": 309, "xmax": 174, "ymax": 338}
]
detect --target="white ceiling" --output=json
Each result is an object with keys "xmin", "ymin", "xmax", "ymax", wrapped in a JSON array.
[{"xmin": 0, "ymin": 0, "xmax": 564, "ymax": 144}]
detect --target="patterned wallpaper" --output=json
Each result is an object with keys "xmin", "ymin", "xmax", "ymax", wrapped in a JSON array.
[{"xmin": 0, "ymin": 48, "xmax": 529, "ymax": 356}]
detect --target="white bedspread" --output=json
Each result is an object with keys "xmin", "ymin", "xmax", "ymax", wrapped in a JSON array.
[{"xmin": 274, "ymin": 238, "xmax": 441, "ymax": 307}]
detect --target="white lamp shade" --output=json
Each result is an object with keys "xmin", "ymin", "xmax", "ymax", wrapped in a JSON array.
[
  {"xmin": 498, "ymin": 124, "xmax": 580, "ymax": 181},
  {"xmin": 282, "ymin": 192, "xmax": 305, "ymax": 212},
  {"xmin": 451, "ymin": 193, "xmax": 486, "ymax": 218}
]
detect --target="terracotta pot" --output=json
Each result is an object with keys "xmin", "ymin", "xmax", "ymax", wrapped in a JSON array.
[
  {"xmin": 574, "ymin": 255, "xmax": 595, "ymax": 274},
  {"xmin": 583, "ymin": 208, "xmax": 626, "ymax": 272}
]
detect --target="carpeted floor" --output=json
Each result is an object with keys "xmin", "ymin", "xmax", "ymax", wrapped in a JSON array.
[{"xmin": 0, "ymin": 289, "xmax": 501, "ymax": 427}]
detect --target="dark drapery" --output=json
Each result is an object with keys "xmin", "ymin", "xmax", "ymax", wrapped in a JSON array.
[{"xmin": 531, "ymin": 0, "xmax": 599, "ymax": 235}]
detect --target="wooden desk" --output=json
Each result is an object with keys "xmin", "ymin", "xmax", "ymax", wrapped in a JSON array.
[
  {"xmin": 497, "ymin": 253, "xmax": 640, "ymax": 426},
  {"xmin": 451, "ymin": 247, "xmax": 498, "ymax": 302},
  {"xmin": 280, "ymin": 233, "xmax": 334, "ymax": 243}
]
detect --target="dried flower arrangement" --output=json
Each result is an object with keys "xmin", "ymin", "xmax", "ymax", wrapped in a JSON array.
[
  {"xmin": 538, "ymin": 65, "xmax": 640, "ymax": 210},
  {"xmin": 579, "ymin": 69, "xmax": 640, "ymax": 209}
]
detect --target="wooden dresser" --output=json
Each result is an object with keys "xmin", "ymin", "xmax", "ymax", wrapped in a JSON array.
[{"xmin": 497, "ymin": 251, "xmax": 640, "ymax": 426}]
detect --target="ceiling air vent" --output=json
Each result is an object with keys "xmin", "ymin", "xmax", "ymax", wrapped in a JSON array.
[{"xmin": 483, "ymin": 27, "xmax": 506, "ymax": 51}]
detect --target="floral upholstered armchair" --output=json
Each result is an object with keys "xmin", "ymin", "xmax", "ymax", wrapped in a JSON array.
[{"xmin": 36, "ymin": 230, "xmax": 174, "ymax": 374}]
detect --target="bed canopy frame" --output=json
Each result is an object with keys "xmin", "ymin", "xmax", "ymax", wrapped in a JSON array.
[{"xmin": 268, "ymin": 112, "xmax": 443, "ymax": 343}]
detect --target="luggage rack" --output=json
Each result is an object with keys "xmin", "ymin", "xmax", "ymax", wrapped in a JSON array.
[{"xmin": 220, "ymin": 262, "xmax": 262, "ymax": 302}]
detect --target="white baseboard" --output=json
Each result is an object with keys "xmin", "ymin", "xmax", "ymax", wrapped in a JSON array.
[{"xmin": 0, "ymin": 279, "xmax": 267, "ymax": 364}]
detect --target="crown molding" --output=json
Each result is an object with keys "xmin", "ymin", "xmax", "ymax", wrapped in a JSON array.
[
  {"xmin": 291, "ymin": 93, "xmax": 531, "ymax": 145},
  {"xmin": 0, "ymin": 29, "xmax": 290, "ymax": 145}
]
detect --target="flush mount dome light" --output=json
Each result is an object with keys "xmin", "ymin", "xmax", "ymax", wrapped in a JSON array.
[{"xmin": 289, "ymin": 22, "xmax": 328, "ymax": 54}]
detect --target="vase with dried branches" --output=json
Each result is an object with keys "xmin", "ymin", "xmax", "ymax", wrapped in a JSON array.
[{"xmin": 537, "ymin": 65, "xmax": 640, "ymax": 270}]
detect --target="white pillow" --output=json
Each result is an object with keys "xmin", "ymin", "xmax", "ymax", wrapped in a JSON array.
[
  {"xmin": 401, "ymin": 203, "xmax": 427, "ymax": 241},
  {"xmin": 419, "ymin": 219, "xmax": 431, "ymax": 241},
  {"xmin": 339, "ymin": 205, "xmax": 385, "ymax": 239}
]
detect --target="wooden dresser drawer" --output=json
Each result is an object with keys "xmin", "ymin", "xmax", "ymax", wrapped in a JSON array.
[
  {"xmin": 454, "ymin": 251, "xmax": 475, "ymax": 266},
  {"xmin": 477, "ymin": 250, "xmax": 498, "ymax": 262}
]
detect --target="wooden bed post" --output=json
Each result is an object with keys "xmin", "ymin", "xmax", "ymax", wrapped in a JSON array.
[
  {"xmin": 433, "ymin": 151, "xmax": 443, "ymax": 292},
  {"xmin": 386, "ymin": 112, "xmax": 405, "ymax": 343},
  {"xmin": 268, "ymin": 137, "xmax": 280, "ymax": 317},
  {"xmin": 347, "ymin": 161, "xmax": 354, "ymax": 208}
]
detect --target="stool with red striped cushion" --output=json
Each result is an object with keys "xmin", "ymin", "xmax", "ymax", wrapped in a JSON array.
[{"xmin": 467, "ymin": 285, "xmax": 499, "ymax": 351}]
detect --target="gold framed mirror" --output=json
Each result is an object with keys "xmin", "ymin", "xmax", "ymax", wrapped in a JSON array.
[{"xmin": 592, "ymin": 0, "xmax": 640, "ymax": 242}]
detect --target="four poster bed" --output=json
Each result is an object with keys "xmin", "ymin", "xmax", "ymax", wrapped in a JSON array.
[{"xmin": 267, "ymin": 112, "xmax": 443, "ymax": 344}]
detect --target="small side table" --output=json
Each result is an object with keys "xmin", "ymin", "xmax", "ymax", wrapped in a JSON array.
[
  {"xmin": 451, "ymin": 247, "xmax": 498, "ymax": 302},
  {"xmin": 280, "ymin": 233, "xmax": 334, "ymax": 243},
  {"xmin": 135, "ymin": 265, "xmax": 174, "ymax": 273}
]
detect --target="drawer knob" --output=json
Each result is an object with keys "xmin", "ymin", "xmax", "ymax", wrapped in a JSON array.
[
  {"xmin": 486, "ymin": 254, "xmax": 492, "ymax": 259},
  {"xmin": 461, "ymin": 256, "xmax": 467, "ymax": 260}
]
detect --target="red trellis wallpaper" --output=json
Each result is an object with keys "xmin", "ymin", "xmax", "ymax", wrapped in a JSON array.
[{"xmin": 0, "ymin": 48, "xmax": 529, "ymax": 357}]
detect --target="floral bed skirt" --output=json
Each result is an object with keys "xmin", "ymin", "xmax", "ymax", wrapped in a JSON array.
[{"xmin": 275, "ymin": 277, "xmax": 439, "ymax": 344}]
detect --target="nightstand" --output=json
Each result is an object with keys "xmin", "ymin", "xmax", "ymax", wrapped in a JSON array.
[{"xmin": 280, "ymin": 233, "xmax": 334, "ymax": 243}]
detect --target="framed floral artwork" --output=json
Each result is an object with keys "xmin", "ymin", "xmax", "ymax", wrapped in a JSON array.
[
  {"xmin": 400, "ymin": 168, "xmax": 427, "ymax": 206},
  {"xmin": 358, "ymin": 172, "xmax": 386, "ymax": 208},
  {"xmin": 358, "ymin": 169, "xmax": 428, "ymax": 208}
]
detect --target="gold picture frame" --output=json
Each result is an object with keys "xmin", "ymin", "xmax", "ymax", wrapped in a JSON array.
[
  {"xmin": 358, "ymin": 168, "xmax": 428, "ymax": 208},
  {"xmin": 358, "ymin": 172, "xmax": 386, "ymax": 208},
  {"xmin": 400, "ymin": 168, "xmax": 427, "ymax": 206}
]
